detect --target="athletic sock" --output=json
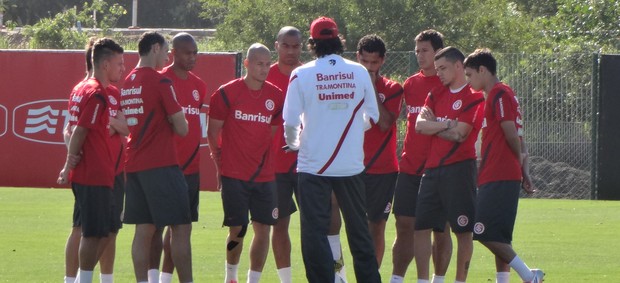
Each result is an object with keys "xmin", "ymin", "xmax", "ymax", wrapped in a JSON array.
[
  {"xmin": 100, "ymin": 273, "xmax": 113, "ymax": 283},
  {"xmin": 496, "ymin": 272, "xmax": 510, "ymax": 283},
  {"xmin": 327, "ymin": 234, "xmax": 342, "ymax": 260},
  {"xmin": 509, "ymin": 256, "xmax": 534, "ymax": 281},
  {"xmin": 390, "ymin": 275, "xmax": 404, "ymax": 283},
  {"xmin": 78, "ymin": 269, "xmax": 93, "ymax": 283},
  {"xmin": 276, "ymin": 267, "xmax": 292, "ymax": 283},
  {"xmin": 160, "ymin": 272, "xmax": 173, "ymax": 283},
  {"xmin": 64, "ymin": 276, "xmax": 76, "ymax": 283},
  {"xmin": 454, "ymin": 281, "xmax": 465, "ymax": 283},
  {"xmin": 148, "ymin": 269, "xmax": 159, "ymax": 283},
  {"xmin": 417, "ymin": 280, "xmax": 430, "ymax": 283},
  {"xmin": 225, "ymin": 263, "xmax": 239, "ymax": 282},
  {"xmin": 432, "ymin": 274, "xmax": 445, "ymax": 283},
  {"xmin": 247, "ymin": 270, "xmax": 262, "ymax": 283}
]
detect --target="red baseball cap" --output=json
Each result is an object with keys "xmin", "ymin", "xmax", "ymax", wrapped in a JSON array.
[{"xmin": 310, "ymin": 16, "xmax": 339, "ymax": 40}]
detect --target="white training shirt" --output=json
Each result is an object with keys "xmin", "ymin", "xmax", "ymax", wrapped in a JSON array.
[{"xmin": 283, "ymin": 54, "xmax": 379, "ymax": 176}]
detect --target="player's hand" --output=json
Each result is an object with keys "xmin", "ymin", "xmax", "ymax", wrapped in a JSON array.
[
  {"xmin": 521, "ymin": 174, "xmax": 537, "ymax": 194},
  {"xmin": 57, "ymin": 168, "xmax": 69, "ymax": 185},
  {"xmin": 420, "ymin": 107, "xmax": 436, "ymax": 121}
]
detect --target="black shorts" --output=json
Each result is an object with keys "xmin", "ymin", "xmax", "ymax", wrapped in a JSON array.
[
  {"xmin": 473, "ymin": 181, "xmax": 520, "ymax": 244},
  {"xmin": 111, "ymin": 173, "xmax": 125, "ymax": 231},
  {"xmin": 220, "ymin": 176, "xmax": 278, "ymax": 227},
  {"xmin": 276, "ymin": 172, "xmax": 298, "ymax": 219},
  {"xmin": 415, "ymin": 160, "xmax": 477, "ymax": 233},
  {"xmin": 392, "ymin": 173, "xmax": 423, "ymax": 217},
  {"xmin": 185, "ymin": 173, "xmax": 200, "ymax": 222},
  {"xmin": 362, "ymin": 172, "xmax": 397, "ymax": 222},
  {"xmin": 72, "ymin": 183, "xmax": 115, "ymax": 238},
  {"xmin": 124, "ymin": 166, "xmax": 191, "ymax": 228}
]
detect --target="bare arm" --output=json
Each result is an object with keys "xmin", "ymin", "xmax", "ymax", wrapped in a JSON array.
[
  {"xmin": 500, "ymin": 120, "xmax": 522, "ymax": 159},
  {"xmin": 207, "ymin": 118, "xmax": 224, "ymax": 190},
  {"xmin": 415, "ymin": 106, "xmax": 451, "ymax": 135},
  {"xmin": 436, "ymin": 121, "xmax": 473, "ymax": 143},
  {"xmin": 57, "ymin": 126, "xmax": 88, "ymax": 184},
  {"xmin": 169, "ymin": 111, "xmax": 188, "ymax": 137},
  {"xmin": 376, "ymin": 101, "xmax": 396, "ymax": 131},
  {"xmin": 520, "ymin": 139, "xmax": 537, "ymax": 194},
  {"xmin": 109, "ymin": 112, "xmax": 130, "ymax": 137}
]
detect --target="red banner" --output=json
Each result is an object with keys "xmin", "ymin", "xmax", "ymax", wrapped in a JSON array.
[{"xmin": 0, "ymin": 49, "xmax": 239, "ymax": 190}]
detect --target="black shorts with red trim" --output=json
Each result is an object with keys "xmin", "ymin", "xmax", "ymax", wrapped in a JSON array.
[
  {"xmin": 473, "ymin": 181, "xmax": 520, "ymax": 244},
  {"xmin": 362, "ymin": 172, "xmax": 397, "ymax": 222},
  {"xmin": 72, "ymin": 183, "xmax": 115, "ymax": 238},
  {"xmin": 392, "ymin": 172, "xmax": 423, "ymax": 217},
  {"xmin": 221, "ymin": 176, "xmax": 278, "ymax": 227},
  {"xmin": 276, "ymin": 172, "xmax": 298, "ymax": 219},
  {"xmin": 185, "ymin": 173, "xmax": 200, "ymax": 222},
  {"xmin": 124, "ymin": 166, "xmax": 191, "ymax": 228},
  {"xmin": 111, "ymin": 173, "xmax": 125, "ymax": 231},
  {"xmin": 414, "ymin": 159, "xmax": 477, "ymax": 233}
]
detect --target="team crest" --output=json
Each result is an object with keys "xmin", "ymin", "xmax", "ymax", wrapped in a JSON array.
[
  {"xmin": 272, "ymin": 208, "xmax": 279, "ymax": 219},
  {"xmin": 457, "ymin": 215, "xmax": 469, "ymax": 227},
  {"xmin": 383, "ymin": 202, "xmax": 392, "ymax": 214},
  {"xmin": 265, "ymin": 99, "xmax": 275, "ymax": 111},
  {"xmin": 452, "ymin": 99, "xmax": 462, "ymax": 110},
  {"xmin": 474, "ymin": 222, "xmax": 485, "ymax": 234},
  {"xmin": 378, "ymin": 93, "xmax": 386, "ymax": 103},
  {"xmin": 108, "ymin": 95, "xmax": 117, "ymax": 105},
  {"xmin": 130, "ymin": 73, "xmax": 136, "ymax": 81},
  {"xmin": 329, "ymin": 59, "xmax": 336, "ymax": 66},
  {"xmin": 192, "ymin": 90, "xmax": 200, "ymax": 101}
]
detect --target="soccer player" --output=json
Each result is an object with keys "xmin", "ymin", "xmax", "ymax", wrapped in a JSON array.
[
  {"xmin": 120, "ymin": 31, "xmax": 193, "ymax": 283},
  {"xmin": 266, "ymin": 26, "xmax": 303, "ymax": 283},
  {"xmin": 283, "ymin": 16, "xmax": 381, "ymax": 283},
  {"xmin": 414, "ymin": 46, "xmax": 484, "ymax": 283},
  {"xmin": 355, "ymin": 34, "xmax": 403, "ymax": 268},
  {"xmin": 390, "ymin": 30, "xmax": 453, "ymax": 283},
  {"xmin": 57, "ymin": 37, "xmax": 125, "ymax": 283},
  {"xmin": 207, "ymin": 43, "xmax": 283, "ymax": 283},
  {"xmin": 464, "ymin": 49, "xmax": 543, "ymax": 283}
]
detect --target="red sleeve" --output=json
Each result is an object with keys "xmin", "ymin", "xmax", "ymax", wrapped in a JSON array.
[
  {"xmin": 158, "ymin": 77, "xmax": 183, "ymax": 116},
  {"xmin": 384, "ymin": 84, "xmax": 403, "ymax": 117},
  {"xmin": 270, "ymin": 87, "xmax": 284, "ymax": 126},
  {"xmin": 423, "ymin": 89, "xmax": 435, "ymax": 111},
  {"xmin": 197, "ymin": 77, "xmax": 208, "ymax": 108},
  {"xmin": 208, "ymin": 86, "xmax": 229, "ymax": 121},
  {"xmin": 77, "ymin": 93, "xmax": 107, "ymax": 129},
  {"xmin": 494, "ymin": 92, "xmax": 517, "ymax": 122}
]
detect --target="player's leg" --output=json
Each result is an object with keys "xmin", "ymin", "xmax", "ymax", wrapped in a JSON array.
[
  {"xmin": 147, "ymin": 228, "xmax": 163, "ymax": 283},
  {"xmin": 413, "ymin": 168, "xmax": 444, "ymax": 282},
  {"xmin": 65, "ymin": 191, "xmax": 82, "ymax": 283},
  {"xmin": 272, "ymin": 173, "xmax": 296, "ymax": 282},
  {"xmin": 99, "ymin": 173, "xmax": 124, "ymax": 283},
  {"xmin": 390, "ymin": 173, "xmax": 421, "ymax": 282},
  {"xmin": 221, "ymin": 176, "xmax": 252, "ymax": 283},
  {"xmin": 160, "ymin": 227, "xmax": 173, "ymax": 279},
  {"xmin": 328, "ymin": 192, "xmax": 345, "ymax": 281},
  {"xmin": 168, "ymin": 223, "xmax": 192, "ymax": 283},
  {"xmin": 431, "ymin": 223, "xmax": 452, "ymax": 279},
  {"xmin": 364, "ymin": 172, "xmax": 397, "ymax": 267},
  {"xmin": 98, "ymin": 232, "xmax": 117, "ymax": 282},
  {"xmin": 247, "ymin": 180, "xmax": 277, "ymax": 282}
]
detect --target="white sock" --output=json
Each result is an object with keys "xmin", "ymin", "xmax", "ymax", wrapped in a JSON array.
[
  {"xmin": 247, "ymin": 270, "xmax": 262, "ymax": 283},
  {"xmin": 225, "ymin": 263, "xmax": 239, "ymax": 282},
  {"xmin": 64, "ymin": 276, "xmax": 76, "ymax": 283},
  {"xmin": 417, "ymin": 280, "xmax": 430, "ymax": 283},
  {"xmin": 148, "ymin": 269, "xmax": 160, "ymax": 283},
  {"xmin": 100, "ymin": 273, "xmax": 113, "ymax": 283},
  {"xmin": 509, "ymin": 256, "xmax": 534, "ymax": 281},
  {"xmin": 432, "ymin": 275, "xmax": 445, "ymax": 283},
  {"xmin": 327, "ymin": 234, "xmax": 342, "ymax": 260},
  {"xmin": 390, "ymin": 275, "xmax": 404, "ymax": 283},
  {"xmin": 454, "ymin": 281, "xmax": 465, "ymax": 283},
  {"xmin": 78, "ymin": 269, "xmax": 93, "ymax": 283},
  {"xmin": 276, "ymin": 267, "xmax": 292, "ymax": 283},
  {"xmin": 160, "ymin": 272, "xmax": 173, "ymax": 283},
  {"xmin": 496, "ymin": 272, "xmax": 510, "ymax": 283}
]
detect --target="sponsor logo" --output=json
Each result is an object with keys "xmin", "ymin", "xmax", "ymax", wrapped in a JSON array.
[
  {"xmin": 378, "ymin": 93, "xmax": 386, "ymax": 103},
  {"xmin": 0, "ymin": 105, "xmax": 7, "ymax": 137},
  {"xmin": 12, "ymin": 99, "xmax": 70, "ymax": 145},
  {"xmin": 272, "ymin": 208, "xmax": 279, "ymax": 219},
  {"xmin": 108, "ymin": 95, "xmax": 118, "ymax": 105},
  {"xmin": 192, "ymin": 90, "xmax": 200, "ymax": 101},
  {"xmin": 121, "ymin": 85, "xmax": 142, "ymax": 96},
  {"xmin": 383, "ymin": 202, "xmax": 392, "ymax": 214},
  {"xmin": 265, "ymin": 99, "xmax": 275, "ymax": 111},
  {"xmin": 316, "ymin": 72, "xmax": 354, "ymax": 81},
  {"xmin": 127, "ymin": 117, "xmax": 138, "ymax": 126},
  {"xmin": 182, "ymin": 105, "xmax": 201, "ymax": 116},
  {"xmin": 319, "ymin": 91, "xmax": 355, "ymax": 101},
  {"xmin": 234, "ymin": 110, "xmax": 272, "ymax": 124},
  {"xmin": 452, "ymin": 99, "xmax": 462, "ymax": 110},
  {"xmin": 457, "ymin": 215, "xmax": 469, "ymax": 227},
  {"xmin": 474, "ymin": 222, "xmax": 485, "ymax": 234},
  {"xmin": 407, "ymin": 105, "xmax": 422, "ymax": 114}
]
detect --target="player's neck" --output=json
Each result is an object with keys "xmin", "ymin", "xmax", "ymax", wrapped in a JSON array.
[
  {"xmin": 136, "ymin": 57, "xmax": 157, "ymax": 70},
  {"xmin": 92, "ymin": 71, "xmax": 109, "ymax": 87},
  {"xmin": 483, "ymin": 77, "xmax": 501, "ymax": 95},
  {"xmin": 172, "ymin": 64, "xmax": 189, "ymax": 79},
  {"xmin": 449, "ymin": 76, "xmax": 468, "ymax": 91},
  {"xmin": 243, "ymin": 75, "xmax": 264, "ymax": 91},
  {"xmin": 421, "ymin": 67, "xmax": 437, "ymax": 76},
  {"xmin": 277, "ymin": 61, "xmax": 300, "ymax": 76}
]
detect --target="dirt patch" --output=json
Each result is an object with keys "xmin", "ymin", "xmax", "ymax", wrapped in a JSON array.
[{"xmin": 525, "ymin": 156, "xmax": 591, "ymax": 199}]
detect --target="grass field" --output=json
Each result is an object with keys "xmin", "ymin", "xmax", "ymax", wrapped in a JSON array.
[{"xmin": 1, "ymin": 187, "xmax": 619, "ymax": 282}]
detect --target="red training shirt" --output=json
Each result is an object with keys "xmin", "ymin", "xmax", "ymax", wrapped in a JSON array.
[
  {"xmin": 208, "ymin": 78, "xmax": 284, "ymax": 182},
  {"xmin": 106, "ymin": 85, "xmax": 126, "ymax": 176},
  {"xmin": 161, "ymin": 66, "xmax": 208, "ymax": 175},
  {"xmin": 478, "ymin": 82, "xmax": 523, "ymax": 185},
  {"xmin": 363, "ymin": 76, "xmax": 403, "ymax": 174},
  {"xmin": 424, "ymin": 85, "xmax": 484, "ymax": 169},
  {"xmin": 121, "ymin": 67, "xmax": 184, "ymax": 173},
  {"xmin": 399, "ymin": 71, "xmax": 442, "ymax": 175}
]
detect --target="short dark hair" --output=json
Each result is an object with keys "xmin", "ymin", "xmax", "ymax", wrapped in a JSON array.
[
  {"xmin": 92, "ymin": 38, "xmax": 124, "ymax": 68},
  {"xmin": 434, "ymin": 46, "xmax": 465, "ymax": 64},
  {"xmin": 464, "ymin": 48, "xmax": 497, "ymax": 76},
  {"xmin": 85, "ymin": 37, "xmax": 97, "ymax": 72},
  {"xmin": 171, "ymin": 32, "xmax": 196, "ymax": 49},
  {"xmin": 277, "ymin": 26, "xmax": 302, "ymax": 42},
  {"xmin": 308, "ymin": 37, "xmax": 344, "ymax": 57},
  {"xmin": 415, "ymin": 29, "xmax": 444, "ymax": 51},
  {"xmin": 357, "ymin": 34, "xmax": 386, "ymax": 58},
  {"xmin": 138, "ymin": 31, "xmax": 166, "ymax": 56}
]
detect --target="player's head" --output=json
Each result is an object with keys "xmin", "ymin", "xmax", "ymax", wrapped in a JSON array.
[
  {"xmin": 464, "ymin": 48, "xmax": 497, "ymax": 91},
  {"xmin": 244, "ymin": 43, "xmax": 271, "ymax": 84},
  {"xmin": 138, "ymin": 31, "xmax": 169, "ymax": 69},
  {"xmin": 434, "ymin": 46, "xmax": 465, "ymax": 87},
  {"xmin": 275, "ymin": 26, "xmax": 302, "ymax": 67},
  {"xmin": 92, "ymin": 38, "xmax": 125, "ymax": 83},
  {"xmin": 415, "ymin": 29, "xmax": 444, "ymax": 72},
  {"xmin": 171, "ymin": 32, "xmax": 198, "ymax": 72},
  {"xmin": 85, "ymin": 37, "xmax": 97, "ymax": 74},
  {"xmin": 356, "ymin": 34, "xmax": 386, "ymax": 76},
  {"xmin": 308, "ymin": 16, "xmax": 344, "ymax": 57}
]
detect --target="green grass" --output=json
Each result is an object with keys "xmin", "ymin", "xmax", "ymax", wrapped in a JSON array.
[{"xmin": 1, "ymin": 187, "xmax": 619, "ymax": 282}]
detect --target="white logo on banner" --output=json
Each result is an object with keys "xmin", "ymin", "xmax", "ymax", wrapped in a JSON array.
[{"xmin": 13, "ymin": 99, "xmax": 70, "ymax": 145}]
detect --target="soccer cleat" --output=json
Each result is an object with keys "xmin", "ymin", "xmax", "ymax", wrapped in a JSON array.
[
  {"xmin": 526, "ymin": 269, "xmax": 544, "ymax": 283},
  {"xmin": 334, "ymin": 255, "xmax": 347, "ymax": 283}
]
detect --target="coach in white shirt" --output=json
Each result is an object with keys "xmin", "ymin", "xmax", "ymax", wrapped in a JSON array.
[{"xmin": 283, "ymin": 16, "xmax": 381, "ymax": 283}]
